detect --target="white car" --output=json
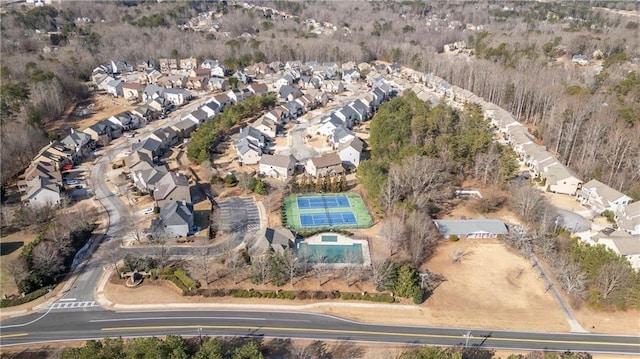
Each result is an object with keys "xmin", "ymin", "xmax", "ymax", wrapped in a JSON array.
[
  {"xmin": 66, "ymin": 179, "xmax": 80, "ymax": 185},
  {"xmin": 142, "ymin": 207, "xmax": 155, "ymax": 215}
]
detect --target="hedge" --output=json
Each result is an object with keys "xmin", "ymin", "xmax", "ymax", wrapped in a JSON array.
[
  {"xmin": 341, "ymin": 292, "xmax": 395, "ymax": 303},
  {"xmin": 0, "ymin": 286, "xmax": 53, "ymax": 308},
  {"xmin": 230, "ymin": 289, "xmax": 296, "ymax": 300}
]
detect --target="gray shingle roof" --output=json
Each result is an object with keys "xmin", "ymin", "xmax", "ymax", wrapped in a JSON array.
[{"xmin": 434, "ymin": 219, "xmax": 508, "ymax": 237}]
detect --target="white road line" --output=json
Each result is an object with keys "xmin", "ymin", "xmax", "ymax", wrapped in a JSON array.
[
  {"xmin": 90, "ymin": 316, "xmax": 281, "ymax": 323},
  {"xmin": 59, "ymin": 298, "xmax": 77, "ymax": 301}
]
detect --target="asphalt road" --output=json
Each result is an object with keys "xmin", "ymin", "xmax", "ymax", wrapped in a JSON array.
[{"xmin": 1, "ymin": 310, "xmax": 638, "ymax": 354}]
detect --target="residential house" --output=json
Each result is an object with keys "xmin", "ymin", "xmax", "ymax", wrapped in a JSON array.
[
  {"xmin": 264, "ymin": 107, "xmax": 289, "ymax": 124},
  {"xmin": 110, "ymin": 60, "xmax": 133, "ymax": 74},
  {"xmin": 295, "ymin": 94, "xmax": 318, "ymax": 112},
  {"xmin": 108, "ymin": 111, "xmax": 141, "ymax": 131},
  {"xmin": 227, "ymin": 88, "xmax": 244, "ymax": 104},
  {"xmin": 163, "ymin": 88, "xmax": 192, "ymax": 106},
  {"xmin": 541, "ymin": 164, "xmax": 582, "ymax": 196},
  {"xmin": 211, "ymin": 93, "xmax": 232, "ymax": 111},
  {"xmin": 149, "ymin": 128, "xmax": 178, "ymax": 150},
  {"xmin": 122, "ymin": 82, "xmax": 145, "ymax": 101},
  {"xmin": 147, "ymin": 97, "xmax": 171, "ymax": 114},
  {"xmin": 60, "ymin": 129, "xmax": 93, "ymax": 158},
  {"xmin": 201, "ymin": 59, "xmax": 225, "ymax": 78},
  {"xmin": 32, "ymin": 142, "xmax": 74, "ymax": 170},
  {"xmin": 21, "ymin": 176, "xmax": 62, "ymax": 207},
  {"xmin": 578, "ymin": 179, "xmax": 633, "ymax": 214},
  {"xmin": 136, "ymin": 59, "xmax": 155, "ymax": 72},
  {"xmin": 615, "ymin": 202, "xmax": 640, "ymax": 236},
  {"xmin": 146, "ymin": 69, "xmax": 162, "ymax": 84},
  {"xmin": 131, "ymin": 104, "xmax": 158, "ymax": 122},
  {"xmin": 171, "ymin": 119, "xmax": 198, "ymax": 139},
  {"xmin": 209, "ymin": 77, "xmax": 230, "ymax": 91},
  {"xmin": 248, "ymin": 83, "xmax": 269, "ymax": 95},
  {"xmin": 269, "ymin": 61, "xmax": 284, "ymax": 72},
  {"xmin": 285, "ymin": 60, "xmax": 302, "ymax": 70},
  {"xmin": 253, "ymin": 227, "xmax": 295, "ymax": 254},
  {"xmin": 299, "ymin": 76, "xmax": 321, "ymax": 90},
  {"xmin": 330, "ymin": 126, "xmax": 355, "ymax": 148},
  {"xmin": 129, "ymin": 162, "xmax": 167, "ymax": 192},
  {"xmin": 433, "ymin": 219, "xmax": 508, "ymax": 239},
  {"xmin": 253, "ymin": 117, "xmax": 278, "ymax": 138},
  {"xmin": 278, "ymin": 85, "xmax": 302, "ymax": 102},
  {"xmin": 163, "ymin": 74, "xmax": 188, "ymax": 88},
  {"xmin": 23, "ymin": 162, "xmax": 61, "ymax": 184},
  {"xmin": 186, "ymin": 76, "xmax": 209, "ymax": 91},
  {"xmin": 154, "ymin": 172, "xmax": 191, "ymax": 208},
  {"xmin": 237, "ymin": 126, "xmax": 266, "ymax": 146},
  {"xmin": 132, "ymin": 137, "xmax": 163, "ymax": 160},
  {"xmin": 153, "ymin": 201, "xmax": 194, "ymax": 238},
  {"xmin": 338, "ymin": 137, "xmax": 364, "ymax": 168},
  {"xmin": 235, "ymin": 138, "xmax": 263, "ymax": 164},
  {"xmin": 85, "ymin": 120, "xmax": 118, "ymax": 146},
  {"xmin": 341, "ymin": 61, "xmax": 356, "ymax": 70},
  {"xmin": 592, "ymin": 231, "xmax": 640, "ymax": 270},
  {"xmin": 275, "ymin": 74, "xmax": 295, "ymax": 88},
  {"xmin": 341, "ymin": 69, "xmax": 360, "ymax": 83},
  {"xmin": 233, "ymin": 70, "xmax": 251, "ymax": 84},
  {"xmin": 106, "ymin": 79, "xmax": 124, "ymax": 97},
  {"xmin": 334, "ymin": 106, "xmax": 357, "ymax": 128},
  {"xmin": 305, "ymin": 153, "xmax": 343, "ymax": 177},
  {"xmin": 322, "ymin": 80, "xmax": 344, "ymax": 93},
  {"xmin": 282, "ymin": 101, "xmax": 303, "ymax": 119},
  {"xmin": 316, "ymin": 115, "xmax": 343, "ymax": 137},
  {"xmin": 199, "ymin": 103, "xmax": 219, "ymax": 120},
  {"xmin": 179, "ymin": 57, "xmax": 198, "ymax": 70},
  {"xmin": 143, "ymin": 84, "xmax": 165, "ymax": 101},
  {"xmin": 349, "ymin": 99, "xmax": 370, "ymax": 122},
  {"xmin": 259, "ymin": 154, "xmax": 295, "ymax": 180}
]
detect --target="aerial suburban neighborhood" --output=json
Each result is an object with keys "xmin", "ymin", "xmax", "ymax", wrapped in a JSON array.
[{"xmin": 1, "ymin": 1, "xmax": 639, "ymax": 358}]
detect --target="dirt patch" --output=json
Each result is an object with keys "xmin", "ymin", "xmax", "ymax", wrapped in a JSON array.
[
  {"xmin": 45, "ymin": 93, "xmax": 135, "ymax": 135},
  {"xmin": 574, "ymin": 307, "xmax": 640, "ymax": 335}
]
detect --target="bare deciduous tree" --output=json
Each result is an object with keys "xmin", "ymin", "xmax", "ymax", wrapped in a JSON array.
[
  {"xmin": 370, "ymin": 256, "xmax": 395, "ymax": 291},
  {"xmin": 404, "ymin": 210, "xmax": 440, "ymax": 267},
  {"xmin": 250, "ymin": 255, "xmax": 270, "ymax": 285},
  {"xmin": 281, "ymin": 248, "xmax": 298, "ymax": 287},
  {"xmin": 596, "ymin": 261, "xmax": 630, "ymax": 300},
  {"xmin": 314, "ymin": 260, "xmax": 329, "ymax": 287},
  {"xmin": 32, "ymin": 241, "xmax": 65, "ymax": 275},
  {"xmin": 449, "ymin": 247, "xmax": 472, "ymax": 263},
  {"xmin": 509, "ymin": 185, "xmax": 547, "ymax": 224},
  {"xmin": 9, "ymin": 258, "xmax": 29, "ymax": 288},
  {"xmin": 379, "ymin": 214, "xmax": 404, "ymax": 255},
  {"xmin": 194, "ymin": 247, "xmax": 213, "ymax": 285}
]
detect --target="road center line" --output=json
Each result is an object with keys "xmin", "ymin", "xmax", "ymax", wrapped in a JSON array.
[
  {"xmin": 90, "ymin": 316, "xmax": 284, "ymax": 323},
  {"xmin": 100, "ymin": 325, "xmax": 640, "ymax": 347}
]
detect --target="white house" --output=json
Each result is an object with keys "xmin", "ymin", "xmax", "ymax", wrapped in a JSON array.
[
  {"xmin": 162, "ymin": 88, "xmax": 192, "ymax": 106},
  {"xmin": 252, "ymin": 117, "xmax": 278, "ymax": 138},
  {"xmin": 578, "ymin": 179, "xmax": 633, "ymax": 213},
  {"xmin": 259, "ymin": 154, "xmax": 295, "ymax": 180},
  {"xmin": 330, "ymin": 127, "xmax": 355, "ymax": 148},
  {"xmin": 201, "ymin": 59, "xmax": 226, "ymax": 78},
  {"xmin": 21, "ymin": 176, "xmax": 62, "ymax": 207},
  {"xmin": 593, "ymin": 231, "xmax": 640, "ymax": 270},
  {"xmin": 338, "ymin": 137, "xmax": 364, "ymax": 168},
  {"xmin": 106, "ymin": 79, "xmax": 124, "ymax": 97},
  {"xmin": 235, "ymin": 138, "xmax": 262, "ymax": 164},
  {"xmin": 316, "ymin": 115, "xmax": 343, "ymax": 137},
  {"xmin": 615, "ymin": 202, "xmax": 640, "ymax": 236}
]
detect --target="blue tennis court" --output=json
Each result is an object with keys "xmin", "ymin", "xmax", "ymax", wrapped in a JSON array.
[
  {"xmin": 300, "ymin": 212, "xmax": 357, "ymax": 227},
  {"xmin": 297, "ymin": 195, "xmax": 350, "ymax": 209}
]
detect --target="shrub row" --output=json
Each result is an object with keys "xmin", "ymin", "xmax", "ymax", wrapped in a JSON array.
[
  {"xmin": 0, "ymin": 286, "xmax": 52, "ymax": 308},
  {"xmin": 341, "ymin": 292, "xmax": 395, "ymax": 303},
  {"xmin": 230, "ymin": 289, "xmax": 296, "ymax": 300}
]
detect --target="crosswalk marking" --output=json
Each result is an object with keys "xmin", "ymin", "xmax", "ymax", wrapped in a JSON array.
[{"xmin": 50, "ymin": 301, "xmax": 98, "ymax": 309}]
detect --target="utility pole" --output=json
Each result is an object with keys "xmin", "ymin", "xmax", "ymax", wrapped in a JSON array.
[{"xmin": 198, "ymin": 327, "xmax": 203, "ymax": 346}]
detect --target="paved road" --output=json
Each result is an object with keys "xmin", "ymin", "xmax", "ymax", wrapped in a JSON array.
[
  {"xmin": 555, "ymin": 209, "xmax": 591, "ymax": 233},
  {"xmin": 1, "ymin": 310, "xmax": 638, "ymax": 354}
]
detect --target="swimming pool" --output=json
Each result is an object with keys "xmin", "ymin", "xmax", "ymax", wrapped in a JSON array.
[{"xmin": 297, "ymin": 243, "xmax": 363, "ymax": 264}]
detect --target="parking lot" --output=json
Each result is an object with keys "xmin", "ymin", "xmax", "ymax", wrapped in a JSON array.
[{"xmin": 216, "ymin": 197, "xmax": 260, "ymax": 233}]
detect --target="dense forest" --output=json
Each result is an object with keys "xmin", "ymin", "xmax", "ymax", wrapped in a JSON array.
[{"xmin": 1, "ymin": 0, "xmax": 638, "ymax": 192}]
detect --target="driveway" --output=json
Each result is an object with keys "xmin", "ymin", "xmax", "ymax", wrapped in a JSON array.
[{"xmin": 555, "ymin": 209, "xmax": 591, "ymax": 233}]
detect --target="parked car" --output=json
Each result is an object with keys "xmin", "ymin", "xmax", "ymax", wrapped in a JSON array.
[
  {"xmin": 142, "ymin": 207, "xmax": 155, "ymax": 215},
  {"xmin": 66, "ymin": 179, "xmax": 80, "ymax": 185}
]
